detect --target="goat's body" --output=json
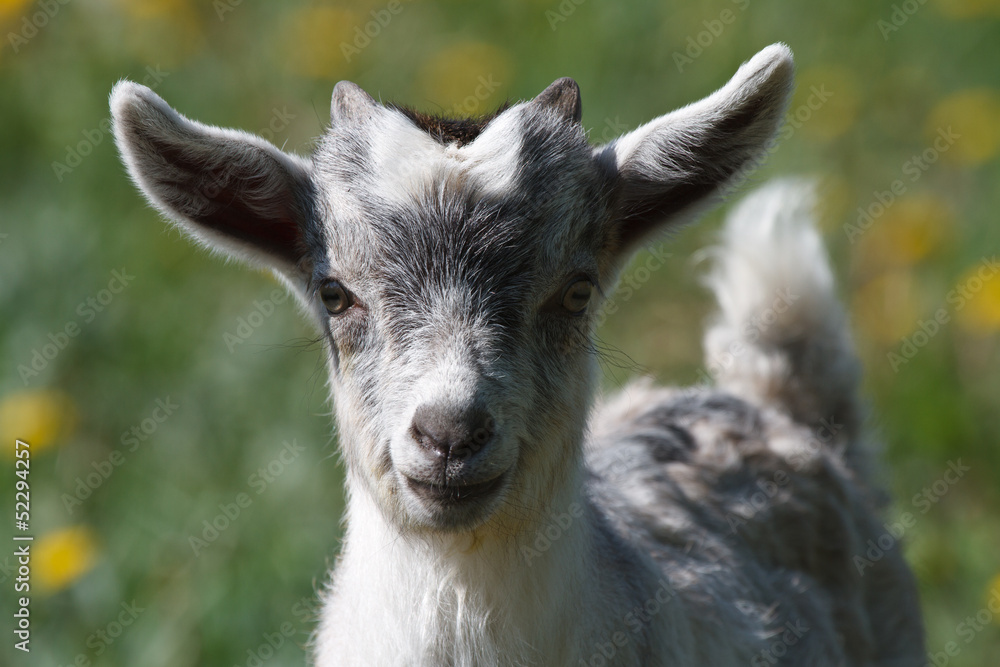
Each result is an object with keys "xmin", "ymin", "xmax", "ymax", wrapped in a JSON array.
[
  {"xmin": 588, "ymin": 386, "xmax": 922, "ymax": 666},
  {"xmin": 315, "ymin": 181, "xmax": 924, "ymax": 666}
]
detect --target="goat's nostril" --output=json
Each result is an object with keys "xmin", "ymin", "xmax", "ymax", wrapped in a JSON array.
[
  {"xmin": 409, "ymin": 423, "xmax": 429, "ymax": 446},
  {"xmin": 472, "ymin": 417, "xmax": 495, "ymax": 446},
  {"xmin": 410, "ymin": 420, "xmax": 447, "ymax": 458}
]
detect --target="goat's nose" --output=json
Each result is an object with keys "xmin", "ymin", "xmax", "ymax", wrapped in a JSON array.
[{"xmin": 410, "ymin": 405, "xmax": 496, "ymax": 461}]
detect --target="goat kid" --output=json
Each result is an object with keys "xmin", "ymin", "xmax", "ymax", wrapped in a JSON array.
[{"xmin": 111, "ymin": 44, "xmax": 924, "ymax": 665}]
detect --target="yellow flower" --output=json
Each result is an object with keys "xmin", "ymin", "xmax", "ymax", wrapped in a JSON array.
[
  {"xmin": 793, "ymin": 65, "xmax": 860, "ymax": 142},
  {"xmin": 954, "ymin": 260, "xmax": 1000, "ymax": 334},
  {"xmin": 852, "ymin": 270, "xmax": 923, "ymax": 345},
  {"xmin": 926, "ymin": 89, "xmax": 1000, "ymax": 166},
  {"xmin": 35, "ymin": 526, "xmax": 100, "ymax": 593},
  {"xmin": 934, "ymin": 0, "xmax": 1000, "ymax": 18},
  {"xmin": 854, "ymin": 194, "xmax": 952, "ymax": 272},
  {"xmin": 116, "ymin": 0, "xmax": 190, "ymax": 20},
  {"xmin": 0, "ymin": 390, "xmax": 76, "ymax": 456},
  {"xmin": 417, "ymin": 42, "xmax": 512, "ymax": 116},
  {"xmin": 282, "ymin": 7, "xmax": 360, "ymax": 80},
  {"xmin": 988, "ymin": 573, "xmax": 1000, "ymax": 619},
  {"xmin": 114, "ymin": 0, "xmax": 204, "ymax": 67},
  {"xmin": 0, "ymin": 0, "xmax": 32, "ymax": 23}
]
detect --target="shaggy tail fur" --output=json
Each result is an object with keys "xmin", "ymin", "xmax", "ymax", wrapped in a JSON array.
[{"xmin": 703, "ymin": 179, "xmax": 864, "ymax": 454}]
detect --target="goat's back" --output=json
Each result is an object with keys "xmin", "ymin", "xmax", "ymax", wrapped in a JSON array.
[
  {"xmin": 587, "ymin": 385, "xmax": 923, "ymax": 665},
  {"xmin": 583, "ymin": 180, "xmax": 924, "ymax": 665}
]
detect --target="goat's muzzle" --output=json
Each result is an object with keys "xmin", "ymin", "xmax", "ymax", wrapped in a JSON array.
[{"xmin": 401, "ymin": 403, "xmax": 508, "ymax": 507}]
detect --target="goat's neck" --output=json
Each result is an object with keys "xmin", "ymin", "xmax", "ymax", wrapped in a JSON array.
[{"xmin": 324, "ymin": 460, "xmax": 659, "ymax": 664}]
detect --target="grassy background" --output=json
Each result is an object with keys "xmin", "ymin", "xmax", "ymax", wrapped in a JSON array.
[{"xmin": 1, "ymin": 0, "xmax": 998, "ymax": 665}]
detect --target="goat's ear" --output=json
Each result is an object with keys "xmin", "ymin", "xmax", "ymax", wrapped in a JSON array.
[
  {"xmin": 110, "ymin": 81, "xmax": 315, "ymax": 274},
  {"xmin": 597, "ymin": 44, "xmax": 794, "ymax": 256}
]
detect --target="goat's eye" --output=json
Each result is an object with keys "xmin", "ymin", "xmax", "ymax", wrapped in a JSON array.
[
  {"xmin": 561, "ymin": 279, "xmax": 594, "ymax": 314},
  {"xmin": 319, "ymin": 280, "xmax": 351, "ymax": 315}
]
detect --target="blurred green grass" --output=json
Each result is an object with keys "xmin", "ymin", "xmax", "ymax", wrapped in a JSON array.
[{"xmin": 1, "ymin": 0, "xmax": 998, "ymax": 665}]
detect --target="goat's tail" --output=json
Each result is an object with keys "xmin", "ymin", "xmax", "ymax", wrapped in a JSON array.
[{"xmin": 703, "ymin": 179, "xmax": 865, "ymax": 456}]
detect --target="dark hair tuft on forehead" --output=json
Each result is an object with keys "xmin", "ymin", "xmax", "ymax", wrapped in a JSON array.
[{"xmin": 389, "ymin": 103, "xmax": 511, "ymax": 147}]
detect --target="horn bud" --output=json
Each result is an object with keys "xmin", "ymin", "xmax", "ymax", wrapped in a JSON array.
[
  {"xmin": 331, "ymin": 81, "xmax": 378, "ymax": 123},
  {"xmin": 531, "ymin": 77, "xmax": 582, "ymax": 123}
]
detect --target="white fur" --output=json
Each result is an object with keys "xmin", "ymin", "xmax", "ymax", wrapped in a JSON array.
[
  {"xmin": 703, "ymin": 178, "xmax": 863, "ymax": 442},
  {"xmin": 363, "ymin": 104, "xmax": 527, "ymax": 210}
]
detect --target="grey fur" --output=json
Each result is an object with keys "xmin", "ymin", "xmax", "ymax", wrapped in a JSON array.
[{"xmin": 111, "ymin": 43, "xmax": 924, "ymax": 666}]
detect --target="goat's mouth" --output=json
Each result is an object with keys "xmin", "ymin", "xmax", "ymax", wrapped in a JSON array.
[{"xmin": 403, "ymin": 473, "xmax": 506, "ymax": 506}]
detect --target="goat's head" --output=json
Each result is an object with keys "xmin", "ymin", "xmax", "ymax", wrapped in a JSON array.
[{"xmin": 111, "ymin": 45, "xmax": 793, "ymax": 534}]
